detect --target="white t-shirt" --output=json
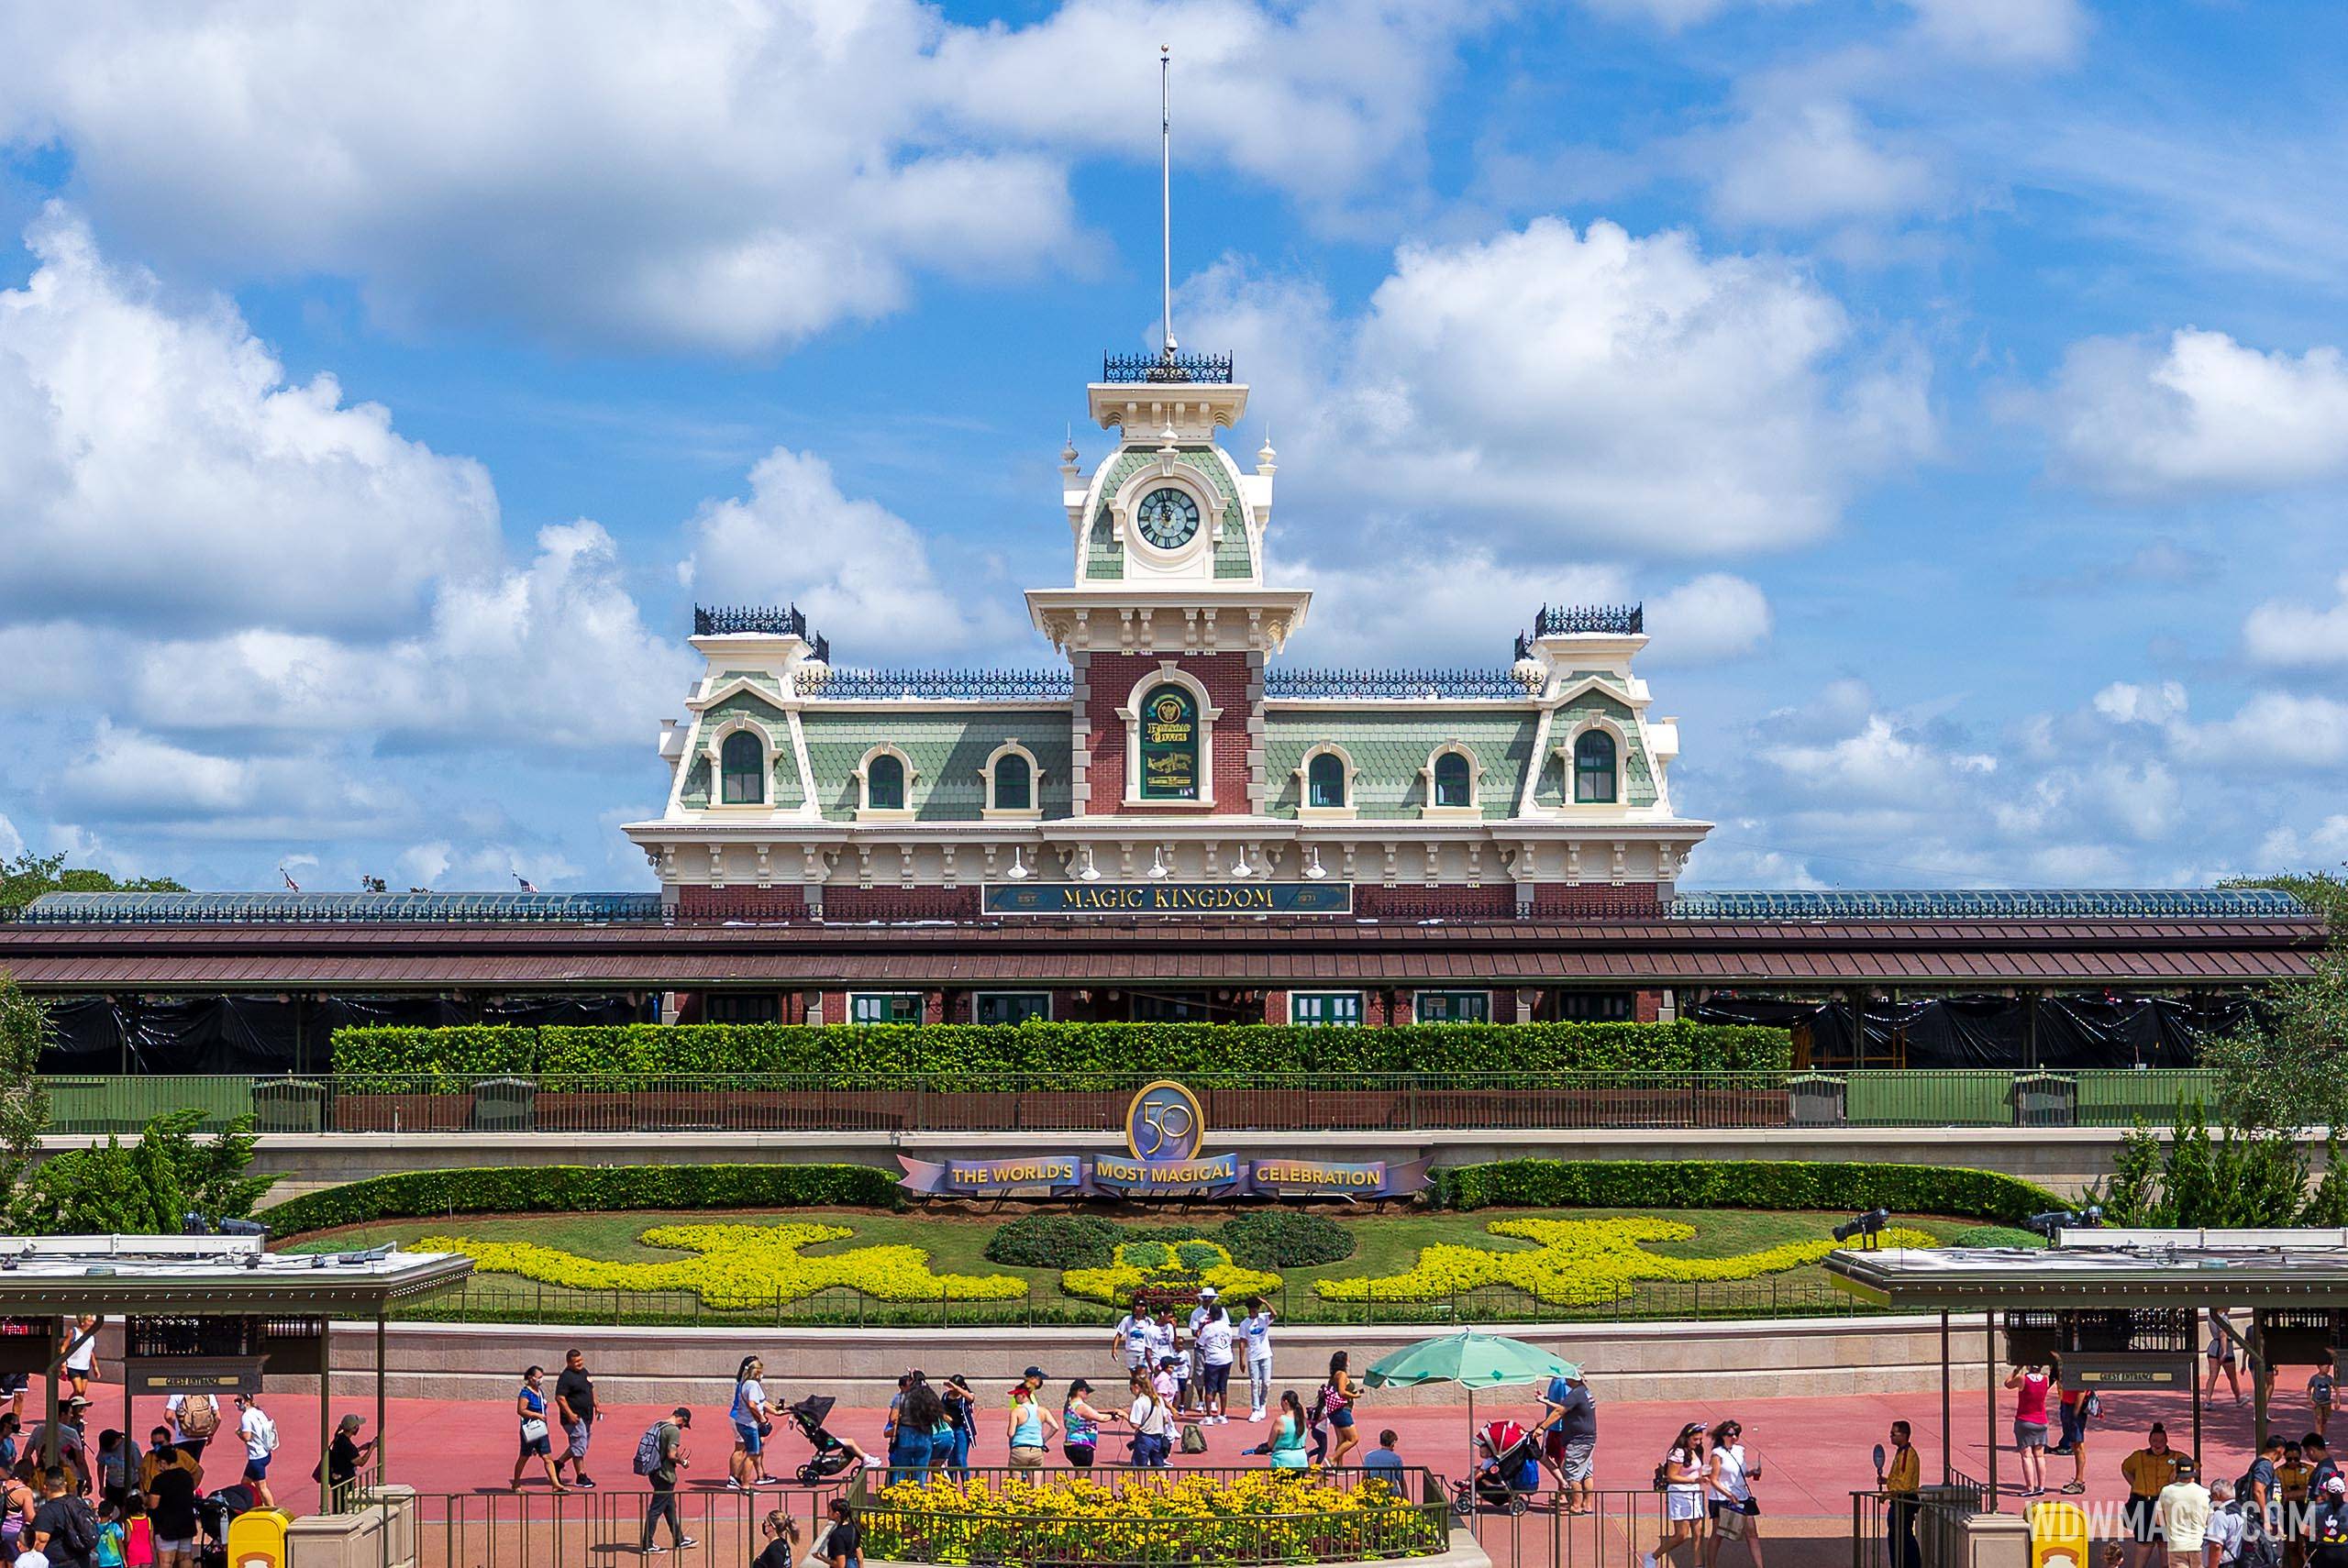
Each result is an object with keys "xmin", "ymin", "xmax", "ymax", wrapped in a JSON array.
[
  {"xmin": 1243, "ymin": 1312, "xmax": 1274, "ymax": 1363},
  {"xmin": 1149, "ymin": 1320, "xmax": 1178, "ymax": 1363},
  {"xmin": 240, "ymin": 1405, "xmax": 276, "ymax": 1462},
  {"xmin": 732, "ymin": 1378, "xmax": 767, "ymax": 1423},
  {"xmin": 164, "ymin": 1395, "xmax": 187, "ymax": 1442},
  {"xmin": 1197, "ymin": 1319, "xmax": 1235, "ymax": 1366},
  {"xmin": 63, "ymin": 1321, "xmax": 95, "ymax": 1373},
  {"xmin": 1118, "ymin": 1315, "xmax": 1152, "ymax": 1363},
  {"xmin": 1130, "ymin": 1395, "xmax": 1168, "ymax": 1437},
  {"xmin": 1712, "ymin": 1443, "xmax": 1753, "ymax": 1504}
]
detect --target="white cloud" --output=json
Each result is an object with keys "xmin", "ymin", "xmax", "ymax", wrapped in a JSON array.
[
  {"xmin": 1901, "ymin": 0, "xmax": 2084, "ymax": 65},
  {"xmin": 2037, "ymin": 328, "xmax": 2348, "ymax": 498},
  {"xmin": 2092, "ymin": 680, "xmax": 2188, "ymax": 726},
  {"xmin": 1284, "ymin": 548, "xmax": 1627, "ymax": 665},
  {"xmin": 1700, "ymin": 102, "xmax": 1938, "ymax": 228},
  {"xmin": 681, "ymin": 447, "xmax": 1024, "ymax": 659},
  {"xmin": 1644, "ymin": 573, "xmax": 1773, "ymax": 665},
  {"xmin": 56, "ymin": 721, "xmax": 407, "ymax": 836},
  {"xmin": 2181, "ymin": 690, "xmax": 2348, "ymax": 769},
  {"xmin": 2260, "ymin": 815, "xmax": 2348, "ymax": 871},
  {"xmin": 0, "ymin": 207, "xmax": 498, "ymax": 635},
  {"xmin": 0, "ymin": 1, "xmax": 1481, "ymax": 354},
  {"xmin": 1190, "ymin": 217, "xmax": 1931, "ymax": 558},
  {"xmin": 2244, "ymin": 572, "xmax": 2348, "ymax": 669},
  {"xmin": 0, "ymin": 812, "xmax": 21, "ymax": 862}
]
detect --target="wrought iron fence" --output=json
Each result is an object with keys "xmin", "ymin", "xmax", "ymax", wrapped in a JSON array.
[
  {"xmin": 1264, "ymin": 668, "xmax": 1536, "ymax": 700},
  {"xmin": 797, "ymin": 668, "xmax": 1075, "ymax": 700},
  {"xmin": 1531, "ymin": 603, "xmax": 1644, "ymax": 636},
  {"xmin": 351, "ymin": 1477, "xmax": 849, "ymax": 1568},
  {"xmin": 692, "ymin": 603, "xmax": 808, "ymax": 638},
  {"xmin": 1102, "ymin": 350, "xmax": 1235, "ymax": 383},
  {"xmin": 38, "ymin": 1067, "xmax": 2223, "ymax": 1138}
]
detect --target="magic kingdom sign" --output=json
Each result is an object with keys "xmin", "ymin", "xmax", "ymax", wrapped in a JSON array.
[
  {"xmin": 897, "ymin": 1079, "xmax": 1428, "ymax": 1200},
  {"xmin": 982, "ymin": 881, "xmax": 1353, "ymax": 916}
]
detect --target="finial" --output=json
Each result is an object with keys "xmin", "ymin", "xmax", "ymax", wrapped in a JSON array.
[
  {"xmin": 1257, "ymin": 428, "xmax": 1277, "ymax": 472},
  {"xmin": 1157, "ymin": 422, "xmax": 1180, "ymax": 457},
  {"xmin": 1061, "ymin": 424, "xmax": 1079, "ymax": 468}
]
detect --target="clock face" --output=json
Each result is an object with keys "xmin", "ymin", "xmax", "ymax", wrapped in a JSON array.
[{"xmin": 1134, "ymin": 486, "xmax": 1202, "ymax": 550}]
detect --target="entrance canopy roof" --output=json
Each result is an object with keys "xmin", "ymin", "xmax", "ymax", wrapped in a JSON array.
[
  {"xmin": 1829, "ymin": 1229, "xmax": 2348, "ymax": 1311},
  {"xmin": 0, "ymin": 1235, "xmax": 471, "ymax": 1316}
]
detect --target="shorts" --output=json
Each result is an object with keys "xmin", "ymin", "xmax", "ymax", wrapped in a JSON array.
[
  {"xmin": 156, "ymin": 1539, "xmax": 196, "ymax": 1556},
  {"xmin": 1558, "ymin": 1437, "xmax": 1596, "ymax": 1483},
  {"xmin": 2015, "ymin": 1421, "xmax": 2047, "ymax": 1448},
  {"xmin": 1330, "ymin": 1408, "xmax": 1356, "ymax": 1430},
  {"xmin": 1065, "ymin": 1445, "xmax": 1096, "ymax": 1468},
  {"xmin": 245, "ymin": 1454, "xmax": 272, "ymax": 1480},
  {"xmin": 564, "ymin": 1419, "xmax": 592, "ymax": 1458},
  {"xmin": 1202, "ymin": 1364, "xmax": 1232, "ymax": 1397},
  {"xmin": 1009, "ymin": 1445, "xmax": 1046, "ymax": 1469},
  {"xmin": 2126, "ymin": 1496, "xmax": 2163, "ymax": 1543},
  {"xmin": 1667, "ymin": 1491, "xmax": 1704, "ymax": 1523},
  {"xmin": 520, "ymin": 1432, "xmax": 551, "ymax": 1457},
  {"xmin": 1711, "ymin": 1498, "xmax": 1759, "ymax": 1520},
  {"xmin": 735, "ymin": 1420, "xmax": 763, "ymax": 1456}
]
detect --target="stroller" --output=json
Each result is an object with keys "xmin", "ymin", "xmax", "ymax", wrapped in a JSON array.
[
  {"xmin": 195, "ymin": 1482, "xmax": 259, "ymax": 1568},
  {"xmin": 1450, "ymin": 1420, "xmax": 1543, "ymax": 1518},
  {"xmin": 786, "ymin": 1395, "xmax": 860, "ymax": 1485}
]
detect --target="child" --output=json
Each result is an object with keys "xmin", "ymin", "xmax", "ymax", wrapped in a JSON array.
[
  {"xmin": 94, "ymin": 1498, "xmax": 127, "ymax": 1568},
  {"xmin": 123, "ymin": 1494, "xmax": 154, "ymax": 1568},
  {"xmin": 2314, "ymin": 1355, "xmax": 2336, "ymax": 1440}
]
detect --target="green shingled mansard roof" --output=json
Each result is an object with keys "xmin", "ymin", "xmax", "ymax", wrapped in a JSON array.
[
  {"xmin": 681, "ymin": 688, "xmax": 803, "ymax": 810},
  {"xmin": 1261, "ymin": 711, "xmax": 1541, "ymax": 819},
  {"xmin": 1083, "ymin": 447, "xmax": 1252, "ymax": 581},
  {"xmin": 800, "ymin": 711, "xmax": 1073, "ymax": 821}
]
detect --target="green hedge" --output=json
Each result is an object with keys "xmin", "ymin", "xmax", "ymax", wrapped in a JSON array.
[
  {"xmin": 331, "ymin": 1020, "xmax": 1792, "ymax": 1084},
  {"xmin": 261, "ymin": 1162, "xmax": 903, "ymax": 1238},
  {"xmin": 1433, "ymin": 1159, "xmax": 2065, "ymax": 1224}
]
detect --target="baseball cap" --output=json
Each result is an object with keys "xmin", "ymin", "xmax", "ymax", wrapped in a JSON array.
[
  {"xmin": 670, "ymin": 1407, "xmax": 693, "ymax": 1427},
  {"xmin": 1069, "ymin": 1379, "xmax": 1093, "ymax": 1395},
  {"xmin": 1024, "ymin": 1365, "xmax": 1047, "ymax": 1381}
]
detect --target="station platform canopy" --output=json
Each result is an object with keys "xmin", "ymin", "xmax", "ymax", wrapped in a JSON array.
[
  {"xmin": 1828, "ymin": 1228, "xmax": 2348, "ymax": 1310},
  {"xmin": 0, "ymin": 1232, "xmax": 471, "ymax": 1314}
]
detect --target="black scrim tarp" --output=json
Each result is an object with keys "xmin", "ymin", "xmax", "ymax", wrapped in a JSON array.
[
  {"xmin": 1689, "ymin": 992, "xmax": 2265, "ymax": 1067},
  {"xmin": 36, "ymin": 993, "xmax": 651, "ymax": 1073}
]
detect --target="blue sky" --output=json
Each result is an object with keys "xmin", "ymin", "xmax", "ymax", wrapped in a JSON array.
[{"xmin": 0, "ymin": 0, "xmax": 2343, "ymax": 894}]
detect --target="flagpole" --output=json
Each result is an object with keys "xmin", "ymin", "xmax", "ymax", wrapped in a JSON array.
[{"xmin": 1160, "ymin": 43, "xmax": 1174, "ymax": 356}]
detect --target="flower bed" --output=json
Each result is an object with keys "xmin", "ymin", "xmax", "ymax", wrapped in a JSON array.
[
  {"xmin": 1313, "ymin": 1215, "xmax": 1941, "ymax": 1307},
  {"xmin": 858, "ymin": 1470, "xmax": 1449, "ymax": 1567},
  {"xmin": 1060, "ymin": 1238, "xmax": 1281, "ymax": 1306},
  {"xmin": 415, "ymin": 1220, "xmax": 1026, "ymax": 1309}
]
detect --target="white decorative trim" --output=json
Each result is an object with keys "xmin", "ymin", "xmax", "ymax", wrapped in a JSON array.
[
  {"xmin": 1293, "ymin": 740, "xmax": 1360, "ymax": 822},
  {"xmin": 981, "ymin": 739, "xmax": 1046, "ymax": 821},
  {"xmin": 1116, "ymin": 661, "xmax": 1223, "ymax": 808},
  {"xmin": 1109, "ymin": 464, "xmax": 1218, "ymax": 570},
  {"xmin": 1555, "ymin": 717, "xmax": 1629, "ymax": 808},
  {"xmin": 854, "ymin": 744, "xmax": 917, "ymax": 822},
  {"xmin": 1419, "ymin": 741, "xmax": 1482, "ymax": 821},
  {"xmin": 705, "ymin": 717, "xmax": 776, "ymax": 810}
]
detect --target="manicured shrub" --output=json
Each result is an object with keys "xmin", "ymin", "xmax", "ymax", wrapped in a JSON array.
[
  {"xmin": 262, "ymin": 1162, "xmax": 903, "ymax": 1237},
  {"xmin": 1942, "ymin": 1224, "xmax": 2047, "ymax": 1249},
  {"xmin": 982, "ymin": 1213, "xmax": 1125, "ymax": 1269},
  {"xmin": 1433, "ymin": 1159, "xmax": 2065, "ymax": 1225},
  {"xmin": 1219, "ymin": 1210, "xmax": 1355, "ymax": 1268},
  {"xmin": 332, "ymin": 1019, "xmax": 1793, "ymax": 1085}
]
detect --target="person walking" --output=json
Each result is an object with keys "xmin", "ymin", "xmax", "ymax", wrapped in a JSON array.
[
  {"xmin": 1195, "ymin": 1302, "xmax": 1235, "ymax": 1426},
  {"xmin": 1004, "ymin": 1385, "xmax": 1056, "ymax": 1473},
  {"xmin": 728, "ymin": 1355, "xmax": 779, "ymax": 1490},
  {"xmin": 1645, "ymin": 1423, "xmax": 1709, "ymax": 1568},
  {"xmin": 1534, "ymin": 1370, "xmax": 1599, "ymax": 1514},
  {"xmin": 231, "ymin": 1394, "xmax": 278, "ymax": 1510},
  {"xmin": 1115, "ymin": 1302, "xmax": 1154, "ymax": 1379},
  {"xmin": 553, "ymin": 1349, "xmax": 602, "ymax": 1490},
  {"xmin": 63, "ymin": 1320, "xmax": 98, "ymax": 1402},
  {"xmin": 1317, "ymin": 1353, "xmax": 1361, "ymax": 1469},
  {"xmin": 1882, "ymin": 1421, "xmax": 1922, "ymax": 1568},
  {"xmin": 324, "ymin": 1415, "xmax": 374, "ymax": 1511},
  {"xmin": 2009, "ymin": 1363, "xmax": 2054, "ymax": 1498},
  {"xmin": 2314, "ymin": 1356, "xmax": 2338, "ymax": 1442},
  {"xmin": 941, "ymin": 1376, "xmax": 978, "ymax": 1478},
  {"xmin": 1063, "ymin": 1381, "xmax": 1117, "ymax": 1469},
  {"xmin": 638, "ymin": 1408, "xmax": 695, "ymax": 1557},
  {"xmin": 1127, "ymin": 1372, "xmax": 1171, "ymax": 1469},
  {"xmin": 1242, "ymin": 1298, "xmax": 1276, "ymax": 1424},
  {"xmin": 2123, "ymin": 1423, "xmax": 2184, "ymax": 1568},
  {"xmin": 2053, "ymin": 1366, "xmax": 2095, "ymax": 1496},
  {"xmin": 752, "ymin": 1509, "xmax": 803, "ymax": 1568},
  {"xmin": 2155, "ymin": 1458, "xmax": 2212, "ymax": 1568},
  {"xmin": 511, "ymin": 1365, "xmax": 568, "ymax": 1494},
  {"xmin": 2210, "ymin": 1317, "xmax": 2245, "ymax": 1407},
  {"xmin": 1704, "ymin": 1420, "xmax": 1763, "ymax": 1568}
]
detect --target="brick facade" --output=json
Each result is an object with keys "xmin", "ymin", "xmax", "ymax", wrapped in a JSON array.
[
  {"xmin": 1075, "ymin": 650, "xmax": 1258, "ymax": 815},
  {"xmin": 677, "ymin": 885, "xmax": 807, "ymax": 922}
]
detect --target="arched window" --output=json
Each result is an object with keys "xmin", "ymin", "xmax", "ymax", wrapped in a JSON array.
[
  {"xmin": 1136, "ymin": 683, "xmax": 1201, "ymax": 801},
  {"xmin": 994, "ymin": 752, "xmax": 1031, "ymax": 811},
  {"xmin": 867, "ymin": 753, "xmax": 906, "ymax": 812},
  {"xmin": 1433, "ymin": 750, "xmax": 1472, "ymax": 809},
  {"xmin": 1574, "ymin": 729, "xmax": 1618, "ymax": 803},
  {"xmin": 1307, "ymin": 751, "xmax": 1347, "ymax": 810},
  {"xmin": 719, "ymin": 731, "xmax": 765, "ymax": 804}
]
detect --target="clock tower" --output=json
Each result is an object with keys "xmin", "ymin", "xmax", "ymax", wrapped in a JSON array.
[{"xmin": 1027, "ymin": 353, "xmax": 1310, "ymax": 819}]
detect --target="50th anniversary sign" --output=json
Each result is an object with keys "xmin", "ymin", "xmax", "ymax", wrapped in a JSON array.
[{"xmin": 896, "ymin": 1079, "xmax": 1428, "ymax": 1200}]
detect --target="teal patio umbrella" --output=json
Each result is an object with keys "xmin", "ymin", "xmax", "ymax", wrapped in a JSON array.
[{"xmin": 1363, "ymin": 1331, "xmax": 1579, "ymax": 1490}]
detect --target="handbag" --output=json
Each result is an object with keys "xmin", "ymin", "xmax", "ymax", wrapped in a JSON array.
[{"xmin": 521, "ymin": 1418, "xmax": 550, "ymax": 1445}]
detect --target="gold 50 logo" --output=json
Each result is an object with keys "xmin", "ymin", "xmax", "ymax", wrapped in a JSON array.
[{"xmin": 1124, "ymin": 1079, "xmax": 1205, "ymax": 1162}]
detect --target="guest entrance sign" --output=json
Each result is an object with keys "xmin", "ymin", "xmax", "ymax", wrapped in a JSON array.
[{"xmin": 898, "ymin": 1078, "xmax": 1428, "ymax": 1199}]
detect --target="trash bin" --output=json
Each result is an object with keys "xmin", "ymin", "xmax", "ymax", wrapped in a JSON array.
[
  {"xmin": 471, "ymin": 1076, "xmax": 537, "ymax": 1132},
  {"xmin": 2010, "ymin": 1071, "xmax": 2077, "ymax": 1128},
  {"xmin": 251, "ymin": 1077, "xmax": 328, "ymax": 1133},
  {"xmin": 1786, "ymin": 1072, "xmax": 1848, "ymax": 1128}
]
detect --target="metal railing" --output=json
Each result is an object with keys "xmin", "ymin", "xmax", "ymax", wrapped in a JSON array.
[
  {"xmin": 1264, "ymin": 668, "xmax": 1536, "ymax": 700},
  {"xmin": 38, "ymin": 1067, "xmax": 2224, "ymax": 1138},
  {"xmin": 354, "ymin": 1478, "xmax": 849, "ymax": 1568},
  {"xmin": 1102, "ymin": 350, "xmax": 1234, "ymax": 383},
  {"xmin": 1850, "ymin": 1474, "xmax": 1988, "ymax": 1568},
  {"xmin": 796, "ymin": 667, "xmax": 1075, "ymax": 700},
  {"xmin": 847, "ymin": 1464, "xmax": 1451, "ymax": 1567}
]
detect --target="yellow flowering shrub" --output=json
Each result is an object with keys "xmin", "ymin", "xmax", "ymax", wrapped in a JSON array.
[
  {"xmin": 417, "ymin": 1221, "xmax": 1026, "ymax": 1308},
  {"xmin": 1059, "ymin": 1237, "xmax": 1281, "ymax": 1305},
  {"xmin": 1313, "ymin": 1216, "xmax": 1941, "ymax": 1305},
  {"xmin": 861, "ymin": 1470, "xmax": 1446, "ymax": 1565}
]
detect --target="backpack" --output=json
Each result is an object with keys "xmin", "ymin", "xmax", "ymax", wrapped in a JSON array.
[
  {"xmin": 2083, "ymin": 1393, "xmax": 2102, "ymax": 1419},
  {"xmin": 248, "ymin": 1408, "xmax": 279, "ymax": 1455},
  {"xmin": 1311, "ymin": 1384, "xmax": 1335, "ymax": 1424},
  {"xmin": 61, "ymin": 1496, "xmax": 101, "ymax": 1558},
  {"xmin": 633, "ymin": 1423, "xmax": 668, "ymax": 1477},
  {"xmin": 1180, "ymin": 1424, "xmax": 1208, "ymax": 1455},
  {"xmin": 176, "ymin": 1396, "xmax": 219, "ymax": 1440}
]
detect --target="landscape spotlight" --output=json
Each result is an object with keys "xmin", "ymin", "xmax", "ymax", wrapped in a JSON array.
[
  {"xmin": 2024, "ymin": 1209, "xmax": 2088, "ymax": 1237},
  {"xmin": 1833, "ymin": 1208, "xmax": 1891, "ymax": 1250}
]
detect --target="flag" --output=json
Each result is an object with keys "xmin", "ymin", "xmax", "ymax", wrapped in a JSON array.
[
  {"xmin": 280, "ymin": 867, "xmax": 301, "ymax": 893},
  {"xmin": 515, "ymin": 873, "xmax": 538, "ymax": 893}
]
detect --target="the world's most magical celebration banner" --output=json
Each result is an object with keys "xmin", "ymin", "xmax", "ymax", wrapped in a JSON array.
[{"xmin": 895, "ymin": 1080, "xmax": 1430, "ymax": 1199}]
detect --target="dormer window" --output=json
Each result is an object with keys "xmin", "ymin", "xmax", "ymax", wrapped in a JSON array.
[
  {"xmin": 1307, "ymin": 752, "xmax": 1346, "ymax": 809},
  {"xmin": 982, "ymin": 741, "xmax": 1044, "ymax": 821},
  {"xmin": 1433, "ymin": 751, "xmax": 1471, "ymax": 809},
  {"xmin": 1574, "ymin": 729, "xmax": 1618, "ymax": 804},
  {"xmin": 856, "ymin": 745, "xmax": 915, "ymax": 819},
  {"xmin": 719, "ymin": 730, "xmax": 766, "ymax": 805}
]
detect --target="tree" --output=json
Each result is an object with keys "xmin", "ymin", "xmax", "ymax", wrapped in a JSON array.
[
  {"xmin": 0, "ymin": 971, "xmax": 50, "ymax": 1208},
  {"xmin": 1, "ymin": 850, "xmax": 186, "ymax": 912},
  {"xmin": 2200, "ymin": 943, "xmax": 2348, "ymax": 1134},
  {"xmin": 7, "ymin": 1109, "xmax": 275, "ymax": 1236}
]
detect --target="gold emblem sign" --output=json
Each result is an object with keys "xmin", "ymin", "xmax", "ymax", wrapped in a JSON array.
[{"xmin": 1124, "ymin": 1079, "xmax": 1206, "ymax": 1162}]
